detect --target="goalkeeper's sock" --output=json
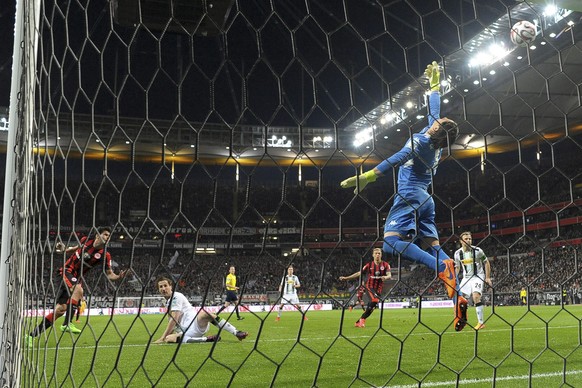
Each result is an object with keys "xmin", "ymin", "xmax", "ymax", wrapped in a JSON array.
[
  {"xmin": 31, "ymin": 313, "xmax": 55, "ymax": 337},
  {"xmin": 212, "ymin": 316, "xmax": 237, "ymax": 335},
  {"xmin": 383, "ymin": 236, "xmax": 438, "ymax": 271}
]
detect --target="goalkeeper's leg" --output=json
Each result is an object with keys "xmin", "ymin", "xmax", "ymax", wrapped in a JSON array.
[
  {"xmin": 383, "ymin": 234, "xmax": 444, "ymax": 272},
  {"xmin": 383, "ymin": 234, "xmax": 459, "ymax": 297}
]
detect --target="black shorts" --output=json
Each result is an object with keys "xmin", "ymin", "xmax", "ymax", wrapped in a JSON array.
[
  {"xmin": 361, "ymin": 287, "xmax": 381, "ymax": 304},
  {"xmin": 55, "ymin": 271, "xmax": 81, "ymax": 305},
  {"xmin": 225, "ymin": 290, "xmax": 238, "ymax": 303}
]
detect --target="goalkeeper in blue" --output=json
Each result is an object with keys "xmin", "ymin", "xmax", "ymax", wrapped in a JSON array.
[{"xmin": 341, "ymin": 61, "xmax": 468, "ymax": 331}]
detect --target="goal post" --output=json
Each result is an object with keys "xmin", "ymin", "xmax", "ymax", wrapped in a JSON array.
[{"xmin": 0, "ymin": 0, "xmax": 42, "ymax": 385}]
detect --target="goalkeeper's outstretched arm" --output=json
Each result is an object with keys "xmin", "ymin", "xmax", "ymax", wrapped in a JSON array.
[
  {"xmin": 340, "ymin": 144, "xmax": 414, "ymax": 194},
  {"xmin": 341, "ymin": 60, "xmax": 453, "ymax": 194}
]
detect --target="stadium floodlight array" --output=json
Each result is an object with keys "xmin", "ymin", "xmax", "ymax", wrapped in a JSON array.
[{"xmin": 2, "ymin": 0, "xmax": 582, "ymax": 386}]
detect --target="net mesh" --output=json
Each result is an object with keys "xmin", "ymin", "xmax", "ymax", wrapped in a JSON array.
[{"xmin": 3, "ymin": 0, "xmax": 582, "ymax": 386}]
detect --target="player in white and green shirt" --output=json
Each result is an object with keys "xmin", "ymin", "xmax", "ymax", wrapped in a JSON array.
[
  {"xmin": 276, "ymin": 265, "xmax": 307, "ymax": 321},
  {"xmin": 453, "ymin": 232, "xmax": 492, "ymax": 330},
  {"xmin": 154, "ymin": 276, "xmax": 248, "ymax": 343}
]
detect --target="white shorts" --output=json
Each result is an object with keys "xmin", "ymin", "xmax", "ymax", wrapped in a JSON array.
[
  {"xmin": 281, "ymin": 293, "xmax": 300, "ymax": 305},
  {"xmin": 181, "ymin": 317, "xmax": 210, "ymax": 343},
  {"xmin": 460, "ymin": 276, "xmax": 484, "ymax": 297}
]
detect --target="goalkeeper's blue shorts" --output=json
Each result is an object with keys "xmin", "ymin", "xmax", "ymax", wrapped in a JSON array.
[{"xmin": 383, "ymin": 187, "xmax": 438, "ymax": 239}]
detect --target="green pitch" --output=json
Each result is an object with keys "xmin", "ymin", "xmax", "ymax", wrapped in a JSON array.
[{"xmin": 23, "ymin": 305, "xmax": 582, "ymax": 387}]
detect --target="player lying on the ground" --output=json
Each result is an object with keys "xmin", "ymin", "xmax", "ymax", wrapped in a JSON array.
[
  {"xmin": 154, "ymin": 276, "xmax": 249, "ymax": 343},
  {"xmin": 341, "ymin": 61, "xmax": 468, "ymax": 331}
]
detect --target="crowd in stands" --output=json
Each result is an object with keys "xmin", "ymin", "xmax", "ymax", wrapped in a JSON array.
[
  {"xmin": 27, "ymin": 152, "xmax": 581, "ymax": 307},
  {"xmin": 34, "ymin": 242, "xmax": 581, "ymax": 308}
]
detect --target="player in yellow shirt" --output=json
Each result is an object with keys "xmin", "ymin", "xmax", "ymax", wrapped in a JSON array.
[
  {"xmin": 216, "ymin": 266, "xmax": 244, "ymax": 320},
  {"xmin": 520, "ymin": 287, "xmax": 527, "ymax": 305}
]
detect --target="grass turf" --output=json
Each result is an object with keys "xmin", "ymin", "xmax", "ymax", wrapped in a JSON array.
[{"xmin": 22, "ymin": 305, "xmax": 582, "ymax": 387}]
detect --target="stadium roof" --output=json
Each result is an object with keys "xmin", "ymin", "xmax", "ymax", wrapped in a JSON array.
[{"xmin": 1, "ymin": 1, "xmax": 581, "ymax": 166}]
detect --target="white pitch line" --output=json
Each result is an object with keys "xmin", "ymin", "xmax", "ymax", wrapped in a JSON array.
[
  {"xmin": 386, "ymin": 369, "xmax": 582, "ymax": 387},
  {"xmin": 29, "ymin": 341, "xmax": 582, "ymax": 387}
]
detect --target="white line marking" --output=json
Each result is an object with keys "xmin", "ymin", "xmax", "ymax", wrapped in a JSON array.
[{"xmin": 387, "ymin": 369, "xmax": 582, "ymax": 387}]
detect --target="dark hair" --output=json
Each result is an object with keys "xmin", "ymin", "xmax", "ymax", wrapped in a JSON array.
[
  {"xmin": 156, "ymin": 276, "xmax": 174, "ymax": 288},
  {"xmin": 431, "ymin": 120, "xmax": 459, "ymax": 149},
  {"xmin": 97, "ymin": 226, "xmax": 112, "ymax": 234}
]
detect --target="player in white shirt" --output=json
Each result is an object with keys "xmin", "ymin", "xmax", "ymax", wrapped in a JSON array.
[
  {"xmin": 453, "ymin": 232, "xmax": 492, "ymax": 330},
  {"xmin": 276, "ymin": 265, "xmax": 307, "ymax": 321},
  {"xmin": 154, "ymin": 276, "xmax": 248, "ymax": 343}
]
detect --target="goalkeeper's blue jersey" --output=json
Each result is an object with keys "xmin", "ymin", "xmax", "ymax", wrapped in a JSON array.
[
  {"xmin": 397, "ymin": 134, "xmax": 442, "ymax": 190},
  {"xmin": 376, "ymin": 91, "xmax": 442, "ymax": 191}
]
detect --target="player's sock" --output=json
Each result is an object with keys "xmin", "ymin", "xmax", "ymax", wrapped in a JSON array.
[
  {"xmin": 212, "ymin": 316, "xmax": 237, "ymax": 335},
  {"xmin": 63, "ymin": 299, "xmax": 79, "ymax": 326},
  {"xmin": 235, "ymin": 305, "xmax": 240, "ymax": 319},
  {"xmin": 277, "ymin": 308, "xmax": 282, "ymax": 318},
  {"xmin": 185, "ymin": 337, "xmax": 209, "ymax": 343},
  {"xmin": 361, "ymin": 308, "xmax": 373, "ymax": 320},
  {"xmin": 383, "ymin": 236, "xmax": 438, "ymax": 271},
  {"xmin": 216, "ymin": 305, "xmax": 226, "ymax": 315},
  {"xmin": 476, "ymin": 302, "xmax": 484, "ymax": 323},
  {"xmin": 31, "ymin": 313, "xmax": 55, "ymax": 337},
  {"xmin": 361, "ymin": 302, "xmax": 376, "ymax": 320}
]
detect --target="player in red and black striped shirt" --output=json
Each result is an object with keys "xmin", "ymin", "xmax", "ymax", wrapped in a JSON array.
[
  {"xmin": 339, "ymin": 248, "xmax": 391, "ymax": 327},
  {"xmin": 27, "ymin": 227, "xmax": 127, "ymax": 344}
]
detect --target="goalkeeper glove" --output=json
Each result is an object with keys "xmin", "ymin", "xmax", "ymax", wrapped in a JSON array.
[
  {"xmin": 425, "ymin": 61, "xmax": 440, "ymax": 91},
  {"xmin": 340, "ymin": 170, "xmax": 378, "ymax": 194}
]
